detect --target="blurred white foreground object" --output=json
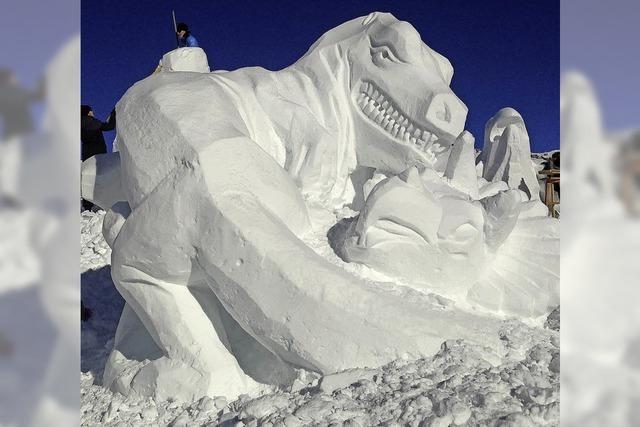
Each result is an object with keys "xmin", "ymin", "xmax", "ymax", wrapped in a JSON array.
[{"xmin": 561, "ymin": 71, "xmax": 640, "ymax": 426}]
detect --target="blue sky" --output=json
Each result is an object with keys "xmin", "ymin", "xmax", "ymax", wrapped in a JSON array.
[{"xmin": 82, "ymin": 0, "xmax": 559, "ymax": 152}]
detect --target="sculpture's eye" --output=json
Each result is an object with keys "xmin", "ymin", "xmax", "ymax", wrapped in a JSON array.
[{"xmin": 371, "ymin": 45, "xmax": 400, "ymax": 65}]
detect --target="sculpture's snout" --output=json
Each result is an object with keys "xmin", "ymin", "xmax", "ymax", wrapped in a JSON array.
[{"xmin": 424, "ymin": 92, "xmax": 467, "ymax": 138}]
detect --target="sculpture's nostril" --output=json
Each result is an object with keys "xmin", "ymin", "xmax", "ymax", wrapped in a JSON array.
[
  {"xmin": 435, "ymin": 103, "xmax": 451, "ymax": 123},
  {"xmin": 427, "ymin": 94, "xmax": 454, "ymax": 124},
  {"xmin": 424, "ymin": 93, "xmax": 467, "ymax": 137}
]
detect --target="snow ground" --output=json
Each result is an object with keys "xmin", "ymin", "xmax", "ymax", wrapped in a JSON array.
[{"xmin": 80, "ymin": 210, "xmax": 559, "ymax": 426}]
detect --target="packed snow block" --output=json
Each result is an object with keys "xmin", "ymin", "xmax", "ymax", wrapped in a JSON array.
[
  {"xmin": 160, "ymin": 47, "xmax": 210, "ymax": 73},
  {"xmin": 479, "ymin": 108, "xmax": 541, "ymax": 202},
  {"xmin": 444, "ymin": 130, "xmax": 479, "ymax": 199},
  {"xmin": 81, "ymin": 152, "xmax": 125, "ymax": 209}
]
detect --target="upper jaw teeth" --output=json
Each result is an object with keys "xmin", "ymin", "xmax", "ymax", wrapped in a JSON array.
[{"xmin": 356, "ymin": 81, "xmax": 439, "ymax": 153}]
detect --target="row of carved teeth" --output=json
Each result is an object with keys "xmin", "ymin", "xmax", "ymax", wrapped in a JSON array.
[{"xmin": 357, "ymin": 82, "xmax": 439, "ymax": 151}]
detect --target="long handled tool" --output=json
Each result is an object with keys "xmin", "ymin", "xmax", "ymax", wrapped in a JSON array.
[{"xmin": 172, "ymin": 10, "xmax": 179, "ymax": 48}]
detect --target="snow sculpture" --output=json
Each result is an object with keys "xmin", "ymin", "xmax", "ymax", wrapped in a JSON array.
[
  {"xmin": 83, "ymin": 12, "xmax": 558, "ymax": 402},
  {"xmin": 479, "ymin": 108, "xmax": 540, "ymax": 202}
]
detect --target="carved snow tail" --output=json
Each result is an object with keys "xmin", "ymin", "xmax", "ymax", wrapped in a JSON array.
[{"xmin": 468, "ymin": 217, "xmax": 559, "ymax": 317}]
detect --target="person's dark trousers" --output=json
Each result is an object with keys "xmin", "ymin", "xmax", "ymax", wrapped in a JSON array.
[
  {"xmin": 81, "ymin": 199, "xmax": 96, "ymax": 212},
  {"xmin": 81, "ymin": 301, "xmax": 92, "ymax": 321}
]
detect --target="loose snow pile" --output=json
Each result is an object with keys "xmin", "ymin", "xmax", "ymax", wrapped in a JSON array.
[
  {"xmin": 81, "ymin": 211, "xmax": 559, "ymax": 426},
  {"xmin": 81, "ymin": 210, "xmax": 111, "ymax": 272}
]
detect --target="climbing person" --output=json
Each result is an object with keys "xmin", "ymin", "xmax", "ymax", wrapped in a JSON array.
[
  {"xmin": 0, "ymin": 68, "xmax": 45, "ymax": 207},
  {"xmin": 81, "ymin": 105, "xmax": 116, "ymax": 211},
  {"xmin": 176, "ymin": 22, "xmax": 199, "ymax": 47},
  {"xmin": 81, "ymin": 105, "xmax": 115, "ymax": 161}
]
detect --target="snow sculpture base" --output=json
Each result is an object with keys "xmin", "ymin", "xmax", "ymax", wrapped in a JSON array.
[
  {"xmin": 86, "ymin": 12, "xmax": 558, "ymax": 402},
  {"xmin": 160, "ymin": 47, "xmax": 210, "ymax": 73}
]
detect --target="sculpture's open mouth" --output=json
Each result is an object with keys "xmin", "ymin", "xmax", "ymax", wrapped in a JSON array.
[{"xmin": 355, "ymin": 80, "xmax": 442, "ymax": 153}]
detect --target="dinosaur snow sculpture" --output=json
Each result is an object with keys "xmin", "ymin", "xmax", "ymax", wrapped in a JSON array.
[{"xmin": 82, "ymin": 12, "xmax": 557, "ymax": 403}]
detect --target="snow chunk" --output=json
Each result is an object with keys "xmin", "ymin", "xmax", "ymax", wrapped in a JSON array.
[
  {"xmin": 319, "ymin": 368, "xmax": 377, "ymax": 394},
  {"xmin": 161, "ymin": 47, "xmax": 210, "ymax": 73}
]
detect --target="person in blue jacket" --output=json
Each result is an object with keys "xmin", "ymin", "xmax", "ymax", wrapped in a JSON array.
[{"xmin": 176, "ymin": 22, "xmax": 199, "ymax": 47}]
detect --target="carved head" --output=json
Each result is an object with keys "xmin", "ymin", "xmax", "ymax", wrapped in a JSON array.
[
  {"xmin": 296, "ymin": 12, "xmax": 468, "ymax": 174},
  {"xmin": 339, "ymin": 166, "xmax": 488, "ymax": 299}
]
